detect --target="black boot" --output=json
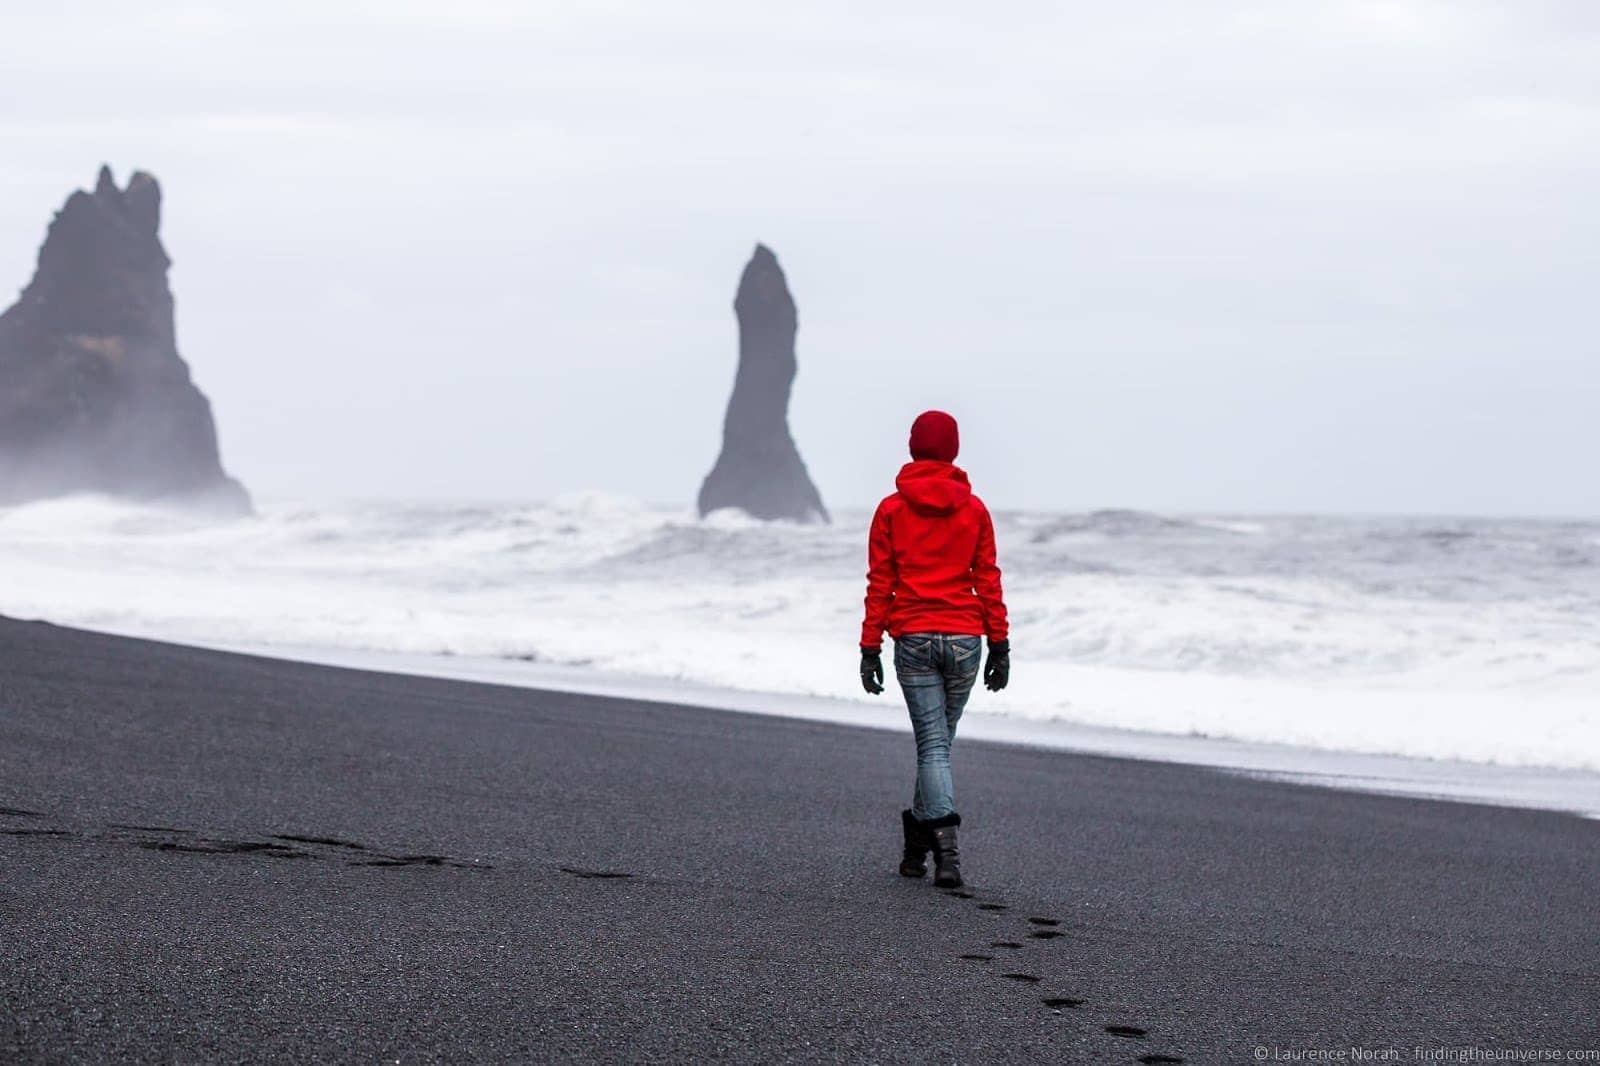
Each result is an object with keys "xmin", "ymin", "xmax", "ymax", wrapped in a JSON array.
[
  {"xmin": 899, "ymin": 810, "xmax": 931, "ymax": 878},
  {"xmin": 926, "ymin": 812, "xmax": 962, "ymax": 888}
]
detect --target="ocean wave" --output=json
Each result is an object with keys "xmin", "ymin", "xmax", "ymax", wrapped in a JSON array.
[
  {"xmin": 1025, "ymin": 508, "xmax": 1234, "ymax": 543},
  {"xmin": 2, "ymin": 493, "xmax": 1597, "ymax": 769}
]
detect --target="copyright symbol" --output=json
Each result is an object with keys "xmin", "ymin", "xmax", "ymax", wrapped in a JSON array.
[{"xmin": 1254, "ymin": 1048, "xmax": 1269, "ymax": 1061}]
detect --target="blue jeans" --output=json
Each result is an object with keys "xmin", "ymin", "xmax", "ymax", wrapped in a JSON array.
[{"xmin": 894, "ymin": 632, "xmax": 982, "ymax": 821}]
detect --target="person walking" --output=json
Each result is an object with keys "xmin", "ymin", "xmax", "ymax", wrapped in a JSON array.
[{"xmin": 859, "ymin": 410, "xmax": 1010, "ymax": 889}]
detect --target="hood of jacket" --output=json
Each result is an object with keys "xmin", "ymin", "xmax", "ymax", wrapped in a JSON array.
[{"xmin": 895, "ymin": 460, "xmax": 973, "ymax": 515}]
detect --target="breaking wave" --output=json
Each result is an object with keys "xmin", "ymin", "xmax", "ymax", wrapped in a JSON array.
[{"xmin": 2, "ymin": 493, "xmax": 1596, "ymax": 769}]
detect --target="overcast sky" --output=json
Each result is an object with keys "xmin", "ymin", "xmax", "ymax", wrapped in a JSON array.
[{"xmin": 3, "ymin": 1, "xmax": 1596, "ymax": 515}]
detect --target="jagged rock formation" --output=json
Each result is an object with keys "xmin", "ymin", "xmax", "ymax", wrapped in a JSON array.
[
  {"xmin": 0, "ymin": 166, "xmax": 249, "ymax": 513},
  {"xmin": 697, "ymin": 245, "xmax": 828, "ymax": 523}
]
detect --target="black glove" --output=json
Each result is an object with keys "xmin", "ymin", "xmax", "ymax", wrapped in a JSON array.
[
  {"xmin": 984, "ymin": 639, "xmax": 1010, "ymax": 692},
  {"xmin": 860, "ymin": 647, "xmax": 884, "ymax": 695}
]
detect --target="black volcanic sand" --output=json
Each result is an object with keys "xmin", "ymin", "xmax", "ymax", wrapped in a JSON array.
[{"xmin": 1, "ymin": 618, "xmax": 1596, "ymax": 1063}]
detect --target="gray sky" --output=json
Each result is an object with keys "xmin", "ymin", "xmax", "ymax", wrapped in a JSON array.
[{"xmin": 3, "ymin": 1, "xmax": 1597, "ymax": 515}]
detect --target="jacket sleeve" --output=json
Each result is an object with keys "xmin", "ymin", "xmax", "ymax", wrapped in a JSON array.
[
  {"xmin": 859, "ymin": 499, "xmax": 895, "ymax": 649},
  {"xmin": 972, "ymin": 501, "xmax": 1009, "ymax": 643}
]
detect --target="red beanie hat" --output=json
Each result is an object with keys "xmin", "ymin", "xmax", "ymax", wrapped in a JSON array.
[{"xmin": 909, "ymin": 410, "xmax": 960, "ymax": 462}]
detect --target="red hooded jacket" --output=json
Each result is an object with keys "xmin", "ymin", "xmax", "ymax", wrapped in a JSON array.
[{"xmin": 860, "ymin": 460, "xmax": 1009, "ymax": 650}]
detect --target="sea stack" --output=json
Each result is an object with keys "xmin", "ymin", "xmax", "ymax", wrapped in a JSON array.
[
  {"xmin": 697, "ymin": 245, "xmax": 828, "ymax": 523},
  {"xmin": 0, "ymin": 166, "xmax": 249, "ymax": 513}
]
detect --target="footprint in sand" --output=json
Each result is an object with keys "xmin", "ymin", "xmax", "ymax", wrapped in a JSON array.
[{"xmin": 273, "ymin": 833, "xmax": 367, "ymax": 851}]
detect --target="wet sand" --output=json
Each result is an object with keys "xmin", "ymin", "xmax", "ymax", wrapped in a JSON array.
[{"xmin": 1, "ymin": 616, "xmax": 1596, "ymax": 1062}]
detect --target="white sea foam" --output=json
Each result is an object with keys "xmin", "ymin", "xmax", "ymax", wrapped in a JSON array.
[{"xmin": 1, "ymin": 494, "xmax": 1596, "ymax": 770}]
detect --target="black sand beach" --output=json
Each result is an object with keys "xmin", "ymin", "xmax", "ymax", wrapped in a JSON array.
[{"xmin": 1, "ymin": 616, "xmax": 1596, "ymax": 1063}]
